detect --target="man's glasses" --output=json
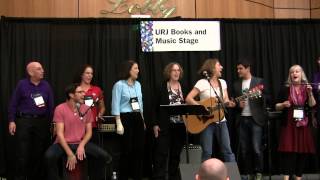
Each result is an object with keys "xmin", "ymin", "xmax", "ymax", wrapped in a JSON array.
[{"xmin": 75, "ymin": 91, "xmax": 85, "ymax": 94}]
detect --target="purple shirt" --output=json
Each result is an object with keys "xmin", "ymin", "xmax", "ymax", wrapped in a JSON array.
[{"xmin": 8, "ymin": 78, "xmax": 54, "ymax": 122}]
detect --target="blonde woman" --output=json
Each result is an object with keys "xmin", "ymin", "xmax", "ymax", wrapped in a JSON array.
[{"xmin": 275, "ymin": 65, "xmax": 316, "ymax": 180}]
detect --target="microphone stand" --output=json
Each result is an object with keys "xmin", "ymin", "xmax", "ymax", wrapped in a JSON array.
[
  {"xmin": 205, "ymin": 76, "xmax": 228, "ymax": 121},
  {"xmin": 213, "ymin": 90, "xmax": 228, "ymax": 115},
  {"xmin": 77, "ymin": 101, "xmax": 97, "ymax": 120}
]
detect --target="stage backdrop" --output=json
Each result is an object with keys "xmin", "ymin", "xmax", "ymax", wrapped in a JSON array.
[{"xmin": 0, "ymin": 17, "xmax": 320, "ymax": 178}]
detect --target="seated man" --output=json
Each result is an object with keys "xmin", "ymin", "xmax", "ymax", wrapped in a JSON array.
[
  {"xmin": 195, "ymin": 158, "xmax": 229, "ymax": 180},
  {"xmin": 45, "ymin": 83, "xmax": 112, "ymax": 180}
]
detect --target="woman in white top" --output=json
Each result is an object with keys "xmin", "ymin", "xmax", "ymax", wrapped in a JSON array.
[{"xmin": 186, "ymin": 58, "xmax": 236, "ymax": 162}]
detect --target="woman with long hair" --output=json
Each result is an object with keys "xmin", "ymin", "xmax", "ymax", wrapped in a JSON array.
[
  {"xmin": 111, "ymin": 60, "xmax": 145, "ymax": 180},
  {"xmin": 275, "ymin": 65, "xmax": 316, "ymax": 180}
]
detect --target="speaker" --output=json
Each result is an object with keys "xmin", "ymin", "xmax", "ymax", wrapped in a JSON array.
[
  {"xmin": 180, "ymin": 144, "xmax": 202, "ymax": 164},
  {"xmin": 180, "ymin": 162, "xmax": 241, "ymax": 180},
  {"xmin": 225, "ymin": 162, "xmax": 241, "ymax": 180}
]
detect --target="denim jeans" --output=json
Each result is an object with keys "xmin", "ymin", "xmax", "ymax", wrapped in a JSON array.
[
  {"xmin": 45, "ymin": 142, "xmax": 112, "ymax": 180},
  {"xmin": 238, "ymin": 116, "xmax": 263, "ymax": 174},
  {"xmin": 200, "ymin": 121, "xmax": 236, "ymax": 162}
]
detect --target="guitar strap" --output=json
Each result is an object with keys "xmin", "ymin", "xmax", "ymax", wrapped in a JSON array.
[{"xmin": 217, "ymin": 79, "xmax": 224, "ymax": 102}]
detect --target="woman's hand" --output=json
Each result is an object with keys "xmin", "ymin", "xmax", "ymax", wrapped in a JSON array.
[
  {"xmin": 153, "ymin": 125, "xmax": 160, "ymax": 138},
  {"xmin": 116, "ymin": 118, "xmax": 124, "ymax": 135},
  {"xmin": 307, "ymin": 84, "xmax": 313, "ymax": 95},
  {"xmin": 282, "ymin": 101, "xmax": 291, "ymax": 108}
]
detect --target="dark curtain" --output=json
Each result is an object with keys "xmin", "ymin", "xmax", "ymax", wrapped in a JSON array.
[{"xmin": 1, "ymin": 17, "xmax": 320, "ymax": 178}]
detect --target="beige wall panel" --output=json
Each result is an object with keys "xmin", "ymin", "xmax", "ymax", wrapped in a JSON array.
[
  {"xmin": 174, "ymin": 0, "xmax": 195, "ymax": 18},
  {"xmin": 311, "ymin": 9, "xmax": 320, "ymax": 18},
  {"xmin": 311, "ymin": 0, "xmax": 320, "ymax": 8},
  {"xmin": 251, "ymin": 0, "xmax": 274, "ymax": 7},
  {"xmin": 50, "ymin": 0, "xmax": 78, "ymax": 17},
  {"xmin": 241, "ymin": 0, "xmax": 274, "ymax": 18},
  {"xmin": 274, "ymin": 0, "xmax": 311, "ymax": 18},
  {"xmin": 0, "ymin": 0, "xmax": 8, "ymax": 16},
  {"xmin": 274, "ymin": 0, "xmax": 309, "ymax": 8},
  {"xmin": 0, "ymin": 0, "xmax": 315, "ymax": 19},
  {"xmin": 274, "ymin": 9, "xmax": 310, "ymax": 18},
  {"xmin": 196, "ymin": 0, "xmax": 273, "ymax": 18},
  {"xmin": 80, "ymin": 0, "xmax": 191, "ymax": 18},
  {"xmin": 5, "ymin": 0, "xmax": 78, "ymax": 17}
]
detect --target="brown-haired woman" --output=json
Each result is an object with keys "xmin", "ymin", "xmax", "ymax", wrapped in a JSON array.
[
  {"xmin": 73, "ymin": 64, "xmax": 106, "ymax": 142},
  {"xmin": 152, "ymin": 62, "xmax": 186, "ymax": 180},
  {"xmin": 111, "ymin": 60, "xmax": 145, "ymax": 180},
  {"xmin": 73, "ymin": 64, "xmax": 107, "ymax": 179},
  {"xmin": 186, "ymin": 58, "xmax": 236, "ymax": 162}
]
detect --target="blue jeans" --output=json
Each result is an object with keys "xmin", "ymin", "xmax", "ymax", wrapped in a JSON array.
[
  {"xmin": 238, "ymin": 116, "xmax": 263, "ymax": 174},
  {"xmin": 200, "ymin": 121, "xmax": 236, "ymax": 162}
]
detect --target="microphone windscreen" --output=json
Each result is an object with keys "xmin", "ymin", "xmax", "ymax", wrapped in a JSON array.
[{"xmin": 75, "ymin": 102, "xmax": 81, "ymax": 109}]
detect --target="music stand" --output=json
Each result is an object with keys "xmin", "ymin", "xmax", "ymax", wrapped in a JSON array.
[{"xmin": 160, "ymin": 104, "xmax": 209, "ymax": 163}]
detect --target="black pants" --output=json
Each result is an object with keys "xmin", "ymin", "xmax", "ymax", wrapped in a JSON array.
[
  {"xmin": 152, "ymin": 123, "xmax": 186, "ymax": 180},
  {"xmin": 45, "ymin": 142, "xmax": 112, "ymax": 180},
  {"xmin": 238, "ymin": 116, "xmax": 264, "ymax": 174},
  {"xmin": 119, "ymin": 112, "xmax": 145, "ymax": 180},
  {"xmin": 280, "ymin": 152, "xmax": 307, "ymax": 177},
  {"xmin": 88, "ymin": 128, "xmax": 104, "ymax": 179},
  {"xmin": 14, "ymin": 117, "xmax": 50, "ymax": 180}
]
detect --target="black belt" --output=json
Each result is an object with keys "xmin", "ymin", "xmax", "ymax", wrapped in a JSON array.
[{"xmin": 17, "ymin": 112, "xmax": 46, "ymax": 119}]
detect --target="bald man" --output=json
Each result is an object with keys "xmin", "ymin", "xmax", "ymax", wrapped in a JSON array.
[
  {"xmin": 195, "ymin": 158, "xmax": 229, "ymax": 180},
  {"xmin": 8, "ymin": 61, "xmax": 54, "ymax": 180}
]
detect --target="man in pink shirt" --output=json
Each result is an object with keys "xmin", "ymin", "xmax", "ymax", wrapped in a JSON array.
[{"xmin": 45, "ymin": 83, "xmax": 111, "ymax": 180}]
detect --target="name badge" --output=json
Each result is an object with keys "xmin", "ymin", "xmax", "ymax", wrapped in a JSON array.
[
  {"xmin": 84, "ymin": 95, "xmax": 94, "ymax": 107},
  {"xmin": 32, "ymin": 93, "xmax": 45, "ymax": 107},
  {"xmin": 130, "ymin": 97, "xmax": 140, "ymax": 112},
  {"xmin": 293, "ymin": 108, "xmax": 304, "ymax": 121}
]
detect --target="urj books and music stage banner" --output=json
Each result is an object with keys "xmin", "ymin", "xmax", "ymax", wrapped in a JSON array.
[{"xmin": 140, "ymin": 21, "xmax": 221, "ymax": 52}]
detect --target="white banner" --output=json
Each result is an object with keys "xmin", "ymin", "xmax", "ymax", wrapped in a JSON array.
[{"xmin": 140, "ymin": 21, "xmax": 221, "ymax": 52}]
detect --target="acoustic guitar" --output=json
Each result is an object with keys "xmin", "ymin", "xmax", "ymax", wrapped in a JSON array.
[{"xmin": 183, "ymin": 84, "xmax": 264, "ymax": 134}]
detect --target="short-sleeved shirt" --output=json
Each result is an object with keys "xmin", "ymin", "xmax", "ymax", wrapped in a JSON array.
[
  {"xmin": 111, "ymin": 80, "xmax": 143, "ymax": 116},
  {"xmin": 8, "ymin": 78, "xmax": 54, "ymax": 121},
  {"xmin": 85, "ymin": 85, "xmax": 104, "ymax": 127},
  {"xmin": 54, "ymin": 102, "xmax": 93, "ymax": 144},
  {"xmin": 194, "ymin": 78, "xmax": 227, "ymax": 122}
]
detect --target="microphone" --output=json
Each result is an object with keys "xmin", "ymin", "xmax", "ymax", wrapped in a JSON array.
[
  {"xmin": 75, "ymin": 102, "xmax": 84, "ymax": 119},
  {"xmin": 202, "ymin": 71, "xmax": 211, "ymax": 80},
  {"xmin": 77, "ymin": 97, "xmax": 100, "ymax": 120},
  {"xmin": 75, "ymin": 102, "xmax": 81, "ymax": 111}
]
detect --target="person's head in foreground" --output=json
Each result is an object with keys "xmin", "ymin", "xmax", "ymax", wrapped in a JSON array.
[{"xmin": 195, "ymin": 158, "xmax": 229, "ymax": 180}]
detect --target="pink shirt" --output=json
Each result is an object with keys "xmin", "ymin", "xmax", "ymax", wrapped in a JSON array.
[{"xmin": 54, "ymin": 102, "xmax": 93, "ymax": 144}]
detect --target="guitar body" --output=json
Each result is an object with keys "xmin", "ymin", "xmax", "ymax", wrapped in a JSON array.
[{"xmin": 183, "ymin": 97, "xmax": 225, "ymax": 134}]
